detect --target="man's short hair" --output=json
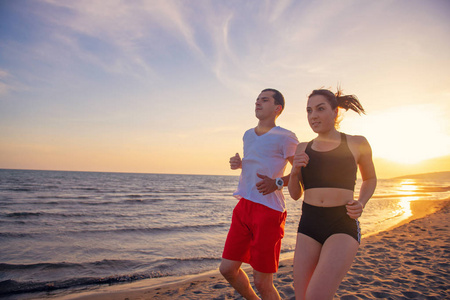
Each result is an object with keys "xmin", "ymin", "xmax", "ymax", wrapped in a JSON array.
[{"xmin": 262, "ymin": 88, "xmax": 285, "ymax": 112}]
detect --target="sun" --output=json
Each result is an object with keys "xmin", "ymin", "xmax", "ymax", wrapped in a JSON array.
[{"xmin": 341, "ymin": 105, "xmax": 449, "ymax": 164}]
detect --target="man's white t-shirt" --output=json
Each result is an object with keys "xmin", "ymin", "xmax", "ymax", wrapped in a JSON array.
[{"xmin": 233, "ymin": 126, "xmax": 299, "ymax": 212}]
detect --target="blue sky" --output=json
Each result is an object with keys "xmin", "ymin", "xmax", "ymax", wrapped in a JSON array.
[{"xmin": 1, "ymin": 0, "xmax": 449, "ymax": 177}]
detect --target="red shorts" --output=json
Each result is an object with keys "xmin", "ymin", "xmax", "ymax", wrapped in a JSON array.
[{"xmin": 222, "ymin": 198, "xmax": 287, "ymax": 273}]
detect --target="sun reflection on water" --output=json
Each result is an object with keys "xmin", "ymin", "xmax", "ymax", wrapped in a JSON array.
[
  {"xmin": 398, "ymin": 179, "xmax": 418, "ymax": 194},
  {"xmin": 394, "ymin": 180, "xmax": 419, "ymax": 219}
]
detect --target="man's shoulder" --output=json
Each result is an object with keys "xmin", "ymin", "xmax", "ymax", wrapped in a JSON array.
[
  {"xmin": 274, "ymin": 126, "xmax": 298, "ymax": 139},
  {"xmin": 275, "ymin": 126, "xmax": 294, "ymax": 134},
  {"xmin": 243, "ymin": 128, "xmax": 255, "ymax": 136}
]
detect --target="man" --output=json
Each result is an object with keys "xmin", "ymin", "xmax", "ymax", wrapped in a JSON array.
[{"xmin": 220, "ymin": 88, "xmax": 299, "ymax": 299}]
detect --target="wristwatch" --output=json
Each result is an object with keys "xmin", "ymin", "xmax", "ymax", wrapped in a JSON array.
[{"xmin": 275, "ymin": 177, "xmax": 284, "ymax": 190}]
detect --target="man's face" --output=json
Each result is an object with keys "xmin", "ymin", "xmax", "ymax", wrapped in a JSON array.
[{"xmin": 255, "ymin": 91, "xmax": 280, "ymax": 120}]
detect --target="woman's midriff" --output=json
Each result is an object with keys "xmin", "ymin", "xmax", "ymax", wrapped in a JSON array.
[{"xmin": 303, "ymin": 188, "xmax": 354, "ymax": 207}]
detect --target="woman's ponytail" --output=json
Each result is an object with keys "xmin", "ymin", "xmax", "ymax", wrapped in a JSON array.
[
  {"xmin": 308, "ymin": 87, "xmax": 366, "ymax": 128},
  {"xmin": 335, "ymin": 90, "xmax": 365, "ymax": 115},
  {"xmin": 309, "ymin": 88, "xmax": 366, "ymax": 115}
]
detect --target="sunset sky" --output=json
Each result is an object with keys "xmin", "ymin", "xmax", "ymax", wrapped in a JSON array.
[{"xmin": 1, "ymin": 0, "xmax": 449, "ymax": 178}]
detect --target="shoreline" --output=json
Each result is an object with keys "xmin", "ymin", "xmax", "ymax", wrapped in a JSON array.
[{"xmin": 60, "ymin": 199, "xmax": 449, "ymax": 300}]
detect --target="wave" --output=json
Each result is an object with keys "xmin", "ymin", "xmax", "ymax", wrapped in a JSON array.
[
  {"xmin": 28, "ymin": 200, "xmax": 118, "ymax": 206},
  {"xmin": 0, "ymin": 256, "xmax": 222, "ymax": 296},
  {"xmin": 64, "ymin": 223, "xmax": 229, "ymax": 235},
  {"xmin": 0, "ymin": 232, "xmax": 35, "ymax": 238},
  {"xmin": 126, "ymin": 194, "xmax": 142, "ymax": 198},
  {"xmin": 0, "ymin": 222, "xmax": 228, "ymax": 239},
  {"xmin": 3, "ymin": 211, "xmax": 95, "ymax": 219},
  {"xmin": 0, "ymin": 256, "xmax": 221, "ymax": 274},
  {"xmin": 25, "ymin": 197, "xmax": 166, "ymax": 206},
  {"xmin": 4, "ymin": 188, "xmax": 34, "ymax": 192},
  {"xmin": 0, "ymin": 272, "xmax": 167, "ymax": 296},
  {"xmin": 5, "ymin": 212, "xmax": 42, "ymax": 218},
  {"xmin": 122, "ymin": 198, "xmax": 164, "ymax": 204},
  {"xmin": 164, "ymin": 256, "xmax": 220, "ymax": 263},
  {"xmin": 35, "ymin": 195, "xmax": 89, "ymax": 200},
  {"xmin": 72, "ymin": 187, "xmax": 102, "ymax": 192},
  {"xmin": 0, "ymin": 259, "xmax": 137, "ymax": 272},
  {"xmin": 417, "ymin": 186, "xmax": 450, "ymax": 193}
]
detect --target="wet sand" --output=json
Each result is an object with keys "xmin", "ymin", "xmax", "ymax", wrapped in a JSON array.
[{"xmin": 68, "ymin": 199, "xmax": 449, "ymax": 300}]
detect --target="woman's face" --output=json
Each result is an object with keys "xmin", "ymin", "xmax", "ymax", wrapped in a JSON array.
[{"xmin": 306, "ymin": 95, "xmax": 338, "ymax": 133}]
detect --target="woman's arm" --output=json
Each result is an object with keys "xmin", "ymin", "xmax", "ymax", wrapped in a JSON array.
[
  {"xmin": 346, "ymin": 136, "xmax": 377, "ymax": 218},
  {"xmin": 288, "ymin": 143, "xmax": 309, "ymax": 200},
  {"xmin": 357, "ymin": 136, "xmax": 377, "ymax": 207}
]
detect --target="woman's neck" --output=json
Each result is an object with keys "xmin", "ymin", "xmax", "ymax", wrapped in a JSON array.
[{"xmin": 315, "ymin": 129, "xmax": 340, "ymax": 142}]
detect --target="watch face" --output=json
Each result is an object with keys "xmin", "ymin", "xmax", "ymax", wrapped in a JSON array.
[{"xmin": 277, "ymin": 179, "xmax": 283, "ymax": 186}]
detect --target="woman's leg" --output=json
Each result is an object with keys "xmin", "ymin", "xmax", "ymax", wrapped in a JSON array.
[
  {"xmin": 293, "ymin": 233, "xmax": 322, "ymax": 300},
  {"xmin": 306, "ymin": 234, "xmax": 359, "ymax": 299}
]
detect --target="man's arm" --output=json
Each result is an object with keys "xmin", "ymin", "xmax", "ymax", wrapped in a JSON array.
[
  {"xmin": 255, "ymin": 155, "xmax": 294, "ymax": 195},
  {"xmin": 229, "ymin": 153, "xmax": 242, "ymax": 170}
]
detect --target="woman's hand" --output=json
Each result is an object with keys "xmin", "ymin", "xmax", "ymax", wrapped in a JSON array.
[
  {"xmin": 292, "ymin": 151, "xmax": 309, "ymax": 173},
  {"xmin": 346, "ymin": 200, "xmax": 364, "ymax": 219}
]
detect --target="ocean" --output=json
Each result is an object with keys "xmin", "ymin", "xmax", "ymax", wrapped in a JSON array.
[{"xmin": 0, "ymin": 169, "xmax": 449, "ymax": 299}]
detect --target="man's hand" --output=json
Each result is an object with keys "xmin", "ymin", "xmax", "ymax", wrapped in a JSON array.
[
  {"xmin": 229, "ymin": 153, "xmax": 242, "ymax": 170},
  {"xmin": 256, "ymin": 173, "xmax": 277, "ymax": 195},
  {"xmin": 346, "ymin": 200, "xmax": 364, "ymax": 219}
]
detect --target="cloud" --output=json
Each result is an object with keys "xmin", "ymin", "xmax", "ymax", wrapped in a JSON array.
[
  {"xmin": 0, "ymin": 82, "xmax": 9, "ymax": 96},
  {"xmin": 1, "ymin": 0, "xmax": 196, "ymax": 83},
  {"xmin": 33, "ymin": 1, "xmax": 315, "ymax": 92},
  {"xmin": 0, "ymin": 68, "xmax": 20, "ymax": 96},
  {"xmin": 0, "ymin": 69, "xmax": 9, "ymax": 78},
  {"xmin": 195, "ymin": 0, "xmax": 450, "ymax": 100}
]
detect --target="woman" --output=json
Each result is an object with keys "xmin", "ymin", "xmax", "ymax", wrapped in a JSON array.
[{"xmin": 288, "ymin": 88, "xmax": 377, "ymax": 299}]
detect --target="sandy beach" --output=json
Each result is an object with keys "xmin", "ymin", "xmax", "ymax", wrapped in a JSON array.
[{"xmin": 66, "ymin": 199, "xmax": 449, "ymax": 300}]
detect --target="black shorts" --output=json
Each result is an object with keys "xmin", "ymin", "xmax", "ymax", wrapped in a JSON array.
[{"xmin": 297, "ymin": 202, "xmax": 361, "ymax": 244}]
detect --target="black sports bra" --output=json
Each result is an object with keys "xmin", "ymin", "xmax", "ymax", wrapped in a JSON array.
[{"xmin": 301, "ymin": 133, "xmax": 357, "ymax": 191}]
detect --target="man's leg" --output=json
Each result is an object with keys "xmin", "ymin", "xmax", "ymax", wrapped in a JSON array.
[
  {"xmin": 253, "ymin": 269, "xmax": 280, "ymax": 300},
  {"xmin": 247, "ymin": 203, "xmax": 285, "ymax": 299},
  {"xmin": 220, "ymin": 258, "xmax": 260, "ymax": 300}
]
